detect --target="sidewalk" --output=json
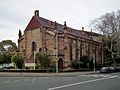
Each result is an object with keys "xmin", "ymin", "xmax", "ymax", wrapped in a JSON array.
[{"xmin": 0, "ymin": 71, "xmax": 100, "ymax": 77}]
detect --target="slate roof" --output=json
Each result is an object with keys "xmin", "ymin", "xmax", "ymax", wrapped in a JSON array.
[{"xmin": 25, "ymin": 15, "xmax": 97, "ymax": 40}]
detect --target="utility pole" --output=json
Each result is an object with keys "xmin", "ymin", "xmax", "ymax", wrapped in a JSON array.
[
  {"xmin": 91, "ymin": 29, "xmax": 95, "ymax": 71},
  {"xmin": 93, "ymin": 53, "xmax": 96, "ymax": 71},
  {"xmin": 33, "ymin": 51, "xmax": 36, "ymax": 70},
  {"xmin": 32, "ymin": 40, "xmax": 36, "ymax": 70},
  {"xmin": 55, "ymin": 21, "xmax": 58, "ymax": 73}
]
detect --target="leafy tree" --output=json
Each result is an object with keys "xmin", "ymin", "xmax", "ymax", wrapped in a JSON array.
[
  {"xmin": 36, "ymin": 52, "xmax": 51, "ymax": 69},
  {"xmin": 3, "ymin": 53, "xmax": 11, "ymax": 64},
  {"xmin": 0, "ymin": 43, "xmax": 6, "ymax": 52},
  {"xmin": 0, "ymin": 40, "xmax": 17, "ymax": 53},
  {"xmin": 80, "ymin": 55, "xmax": 90, "ymax": 68},
  {"xmin": 0, "ymin": 40, "xmax": 17, "ymax": 64},
  {"xmin": 72, "ymin": 55, "xmax": 91, "ymax": 69},
  {"xmin": 72, "ymin": 59, "xmax": 82, "ymax": 69},
  {"xmin": 0, "ymin": 53, "xmax": 11, "ymax": 64},
  {"xmin": 0, "ymin": 53, "xmax": 4, "ymax": 64},
  {"xmin": 90, "ymin": 10, "xmax": 120, "ymax": 66},
  {"xmin": 11, "ymin": 54, "xmax": 24, "ymax": 69}
]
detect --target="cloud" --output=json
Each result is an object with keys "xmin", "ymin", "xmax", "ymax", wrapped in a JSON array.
[{"xmin": 0, "ymin": 0, "xmax": 120, "ymax": 44}]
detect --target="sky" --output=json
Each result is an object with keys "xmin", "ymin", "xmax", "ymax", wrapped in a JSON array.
[{"xmin": 0, "ymin": 0, "xmax": 120, "ymax": 44}]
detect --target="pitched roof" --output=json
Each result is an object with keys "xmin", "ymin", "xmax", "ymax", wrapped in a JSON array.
[
  {"xmin": 25, "ymin": 15, "xmax": 97, "ymax": 40},
  {"xmin": 84, "ymin": 31, "xmax": 101, "ymax": 36}
]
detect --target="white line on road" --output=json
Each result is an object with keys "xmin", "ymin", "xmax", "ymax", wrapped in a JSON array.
[
  {"xmin": 14, "ymin": 80, "xmax": 20, "ymax": 82},
  {"xmin": 48, "ymin": 75, "xmax": 118, "ymax": 90},
  {"xmin": 82, "ymin": 74, "xmax": 111, "ymax": 78},
  {"xmin": 24, "ymin": 79, "xmax": 29, "ymax": 81},
  {"xmin": 32, "ymin": 78, "xmax": 37, "ymax": 80},
  {"xmin": 4, "ymin": 81, "xmax": 10, "ymax": 83},
  {"xmin": 32, "ymin": 80, "xmax": 35, "ymax": 82}
]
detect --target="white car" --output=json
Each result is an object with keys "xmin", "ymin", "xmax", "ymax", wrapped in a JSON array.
[
  {"xmin": 0, "ymin": 63, "xmax": 15, "ymax": 69},
  {"xmin": 100, "ymin": 67, "xmax": 115, "ymax": 73},
  {"xmin": 0, "ymin": 65, "xmax": 3, "ymax": 69}
]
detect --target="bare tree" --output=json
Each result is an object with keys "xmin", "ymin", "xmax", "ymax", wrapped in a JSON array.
[{"xmin": 90, "ymin": 10, "xmax": 120, "ymax": 66}]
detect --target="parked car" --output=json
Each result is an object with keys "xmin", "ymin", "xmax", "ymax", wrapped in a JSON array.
[
  {"xmin": 109, "ymin": 67, "xmax": 115, "ymax": 72},
  {"xmin": 0, "ymin": 63, "xmax": 15, "ymax": 69},
  {"xmin": 0, "ymin": 65, "xmax": 4, "ymax": 69},
  {"xmin": 100, "ymin": 67, "xmax": 115, "ymax": 73},
  {"xmin": 7, "ymin": 63, "xmax": 16, "ymax": 69},
  {"xmin": 2, "ymin": 64, "xmax": 9, "ymax": 69},
  {"xmin": 114, "ymin": 67, "xmax": 120, "ymax": 72}
]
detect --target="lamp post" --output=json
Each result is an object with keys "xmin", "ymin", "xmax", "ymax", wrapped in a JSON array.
[
  {"xmin": 32, "ymin": 41, "xmax": 36, "ymax": 70},
  {"xmin": 91, "ymin": 29, "xmax": 95, "ymax": 71},
  {"xmin": 33, "ymin": 51, "xmax": 36, "ymax": 70},
  {"xmin": 55, "ymin": 30, "xmax": 58, "ymax": 73},
  {"xmin": 93, "ymin": 53, "xmax": 96, "ymax": 71}
]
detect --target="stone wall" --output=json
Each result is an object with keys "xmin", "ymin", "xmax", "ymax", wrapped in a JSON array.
[
  {"xmin": 24, "ymin": 28, "xmax": 41, "ymax": 63},
  {"xmin": 18, "ymin": 27, "xmax": 104, "ymax": 68}
]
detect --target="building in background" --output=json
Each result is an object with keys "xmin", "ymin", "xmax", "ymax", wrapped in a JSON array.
[{"xmin": 18, "ymin": 10, "xmax": 104, "ymax": 69}]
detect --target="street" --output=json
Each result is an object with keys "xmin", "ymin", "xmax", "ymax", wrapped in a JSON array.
[{"xmin": 0, "ymin": 72, "xmax": 120, "ymax": 90}]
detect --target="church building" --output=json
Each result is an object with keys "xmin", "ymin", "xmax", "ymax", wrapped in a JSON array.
[{"xmin": 18, "ymin": 10, "xmax": 104, "ymax": 69}]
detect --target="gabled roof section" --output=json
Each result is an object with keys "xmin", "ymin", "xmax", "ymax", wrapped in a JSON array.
[
  {"xmin": 25, "ymin": 16, "xmax": 42, "ymax": 31},
  {"xmin": 25, "ymin": 10, "xmax": 100, "ymax": 40}
]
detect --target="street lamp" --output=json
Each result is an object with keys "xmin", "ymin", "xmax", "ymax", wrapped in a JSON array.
[
  {"xmin": 54, "ymin": 21, "xmax": 59, "ymax": 73},
  {"xmin": 33, "ymin": 51, "xmax": 36, "ymax": 70},
  {"xmin": 91, "ymin": 29, "xmax": 95, "ymax": 71},
  {"xmin": 32, "ymin": 41, "xmax": 36, "ymax": 70},
  {"xmin": 55, "ymin": 30, "xmax": 59, "ymax": 73},
  {"xmin": 93, "ymin": 54, "xmax": 96, "ymax": 71}
]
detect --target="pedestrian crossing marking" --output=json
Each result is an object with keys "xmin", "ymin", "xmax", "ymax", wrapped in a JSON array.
[{"xmin": 81, "ymin": 74, "xmax": 118, "ymax": 78}]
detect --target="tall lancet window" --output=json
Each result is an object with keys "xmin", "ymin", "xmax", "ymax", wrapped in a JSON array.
[
  {"xmin": 69, "ymin": 42, "xmax": 73, "ymax": 61},
  {"xmin": 32, "ymin": 41, "xmax": 36, "ymax": 51}
]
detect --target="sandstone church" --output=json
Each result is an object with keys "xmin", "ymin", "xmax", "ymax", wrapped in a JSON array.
[{"xmin": 18, "ymin": 10, "xmax": 104, "ymax": 69}]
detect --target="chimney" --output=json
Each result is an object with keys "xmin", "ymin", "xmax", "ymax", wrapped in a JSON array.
[
  {"xmin": 91, "ymin": 29, "xmax": 92, "ymax": 33},
  {"xmin": 82, "ymin": 27, "xmax": 84, "ymax": 31},
  {"xmin": 34, "ymin": 10, "xmax": 39, "ymax": 17},
  {"xmin": 54, "ymin": 21, "xmax": 57, "ymax": 29},
  {"xmin": 63, "ymin": 21, "xmax": 67, "ymax": 29}
]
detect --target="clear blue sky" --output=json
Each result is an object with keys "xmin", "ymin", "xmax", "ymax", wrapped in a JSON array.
[{"xmin": 0, "ymin": 0, "xmax": 120, "ymax": 44}]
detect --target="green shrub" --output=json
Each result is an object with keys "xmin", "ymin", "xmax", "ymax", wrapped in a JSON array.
[
  {"xmin": 36, "ymin": 52, "xmax": 51, "ymax": 69},
  {"xmin": 11, "ymin": 54, "xmax": 24, "ymax": 69},
  {"xmin": 72, "ymin": 55, "xmax": 91, "ymax": 69}
]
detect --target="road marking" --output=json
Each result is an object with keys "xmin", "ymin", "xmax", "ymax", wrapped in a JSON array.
[
  {"xmin": 48, "ymin": 75, "xmax": 117, "ymax": 90},
  {"xmin": 14, "ymin": 80, "xmax": 19, "ymax": 82},
  {"xmin": 39, "ymin": 78, "xmax": 44, "ymax": 79},
  {"xmin": 46, "ymin": 77, "xmax": 49, "ymax": 79},
  {"xmin": 4, "ymin": 81, "xmax": 10, "ymax": 83},
  {"xmin": 24, "ymin": 79, "xmax": 29, "ymax": 81},
  {"xmin": 82, "ymin": 74, "xmax": 111, "ymax": 78},
  {"xmin": 32, "ymin": 80, "xmax": 35, "ymax": 82},
  {"xmin": 32, "ymin": 78, "xmax": 37, "ymax": 80}
]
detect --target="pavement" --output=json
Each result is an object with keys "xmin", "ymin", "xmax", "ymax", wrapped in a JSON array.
[
  {"xmin": 0, "ymin": 72, "xmax": 120, "ymax": 90},
  {"xmin": 0, "ymin": 71, "xmax": 100, "ymax": 77}
]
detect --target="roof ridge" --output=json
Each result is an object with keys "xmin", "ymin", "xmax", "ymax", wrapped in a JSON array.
[{"xmin": 25, "ymin": 15, "xmax": 93, "ymax": 40}]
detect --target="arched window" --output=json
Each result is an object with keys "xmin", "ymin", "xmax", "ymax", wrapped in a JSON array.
[
  {"xmin": 32, "ymin": 41, "xmax": 36, "ymax": 51},
  {"xmin": 69, "ymin": 42, "xmax": 73, "ymax": 61},
  {"xmin": 39, "ymin": 48, "xmax": 42, "ymax": 52},
  {"xmin": 80, "ymin": 43, "xmax": 83, "ymax": 57}
]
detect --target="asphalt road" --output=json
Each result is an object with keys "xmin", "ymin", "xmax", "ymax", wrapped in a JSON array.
[{"xmin": 0, "ymin": 72, "xmax": 120, "ymax": 90}]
